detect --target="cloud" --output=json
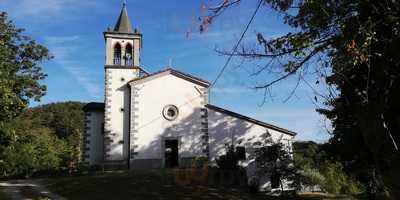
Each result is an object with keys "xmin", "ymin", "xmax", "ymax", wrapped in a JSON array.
[
  {"xmin": 44, "ymin": 36, "xmax": 80, "ymax": 45},
  {"xmin": 0, "ymin": 0, "xmax": 106, "ymax": 20},
  {"xmin": 44, "ymin": 35, "xmax": 102, "ymax": 99}
]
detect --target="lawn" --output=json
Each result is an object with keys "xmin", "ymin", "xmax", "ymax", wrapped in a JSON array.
[
  {"xmin": 0, "ymin": 188, "xmax": 10, "ymax": 200},
  {"xmin": 39, "ymin": 170, "xmax": 355, "ymax": 200}
]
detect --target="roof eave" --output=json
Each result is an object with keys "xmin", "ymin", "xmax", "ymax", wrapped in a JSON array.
[{"xmin": 128, "ymin": 68, "xmax": 210, "ymax": 88}]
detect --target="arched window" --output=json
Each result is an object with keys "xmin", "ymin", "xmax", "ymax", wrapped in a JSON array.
[
  {"xmin": 113, "ymin": 43, "xmax": 122, "ymax": 65},
  {"xmin": 125, "ymin": 43, "xmax": 133, "ymax": 66}
]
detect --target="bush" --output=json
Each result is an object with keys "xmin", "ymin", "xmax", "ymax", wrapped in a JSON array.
[
  {"xmin": 216, "ymin": 145, "xmax": 240, "ymax": 170},
  {"xmin": 0, "ymin": 122, "xmax": 70, "ymax": 177},
  {"xmin": 190, "ymin": 157, "xmax": 209, "ymax": 169},
  {"xmin": 320, "ymin": 161, "xmax": 364, "ymax": 195},
  {"xmin": 298, "ymin": 166, "xmax": 325, "ymax": 191},
  {"xmin": 0, "ymin": 102, "xmax": 85, "ymax": 177}
]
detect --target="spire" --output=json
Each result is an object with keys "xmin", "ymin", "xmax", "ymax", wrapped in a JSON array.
[{"xmin": 114, "ymin": 2, "xmax": 134, "ymax": 33}]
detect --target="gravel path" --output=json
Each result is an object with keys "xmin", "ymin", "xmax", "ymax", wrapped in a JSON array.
[{"xmin": 0, "ymin": 179, "xmax": 66, "ymax": 200}]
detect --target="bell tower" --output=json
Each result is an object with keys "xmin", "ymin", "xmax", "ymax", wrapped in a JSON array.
[
  {"xmin": 104, "ymin": 3, "xmax": 142, "ymax": 67},
  {"xmin": 103, "ymin": 2, "xmax": 142, "ymax": 163}
]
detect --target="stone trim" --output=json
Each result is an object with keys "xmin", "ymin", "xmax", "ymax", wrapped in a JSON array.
[
  {"xmin": 82, "ymin": 113, "xmax": 91, "ymax": 163},
  {"xmin": 200, "ymin": 108, "xmax": 210, "ymax": 158},
  {"xmin": 104, "ymin": 69, "xmax": 113, "ymax": 160},
  {"xmin": 200, "ymin": 87, "xmax": 209, "ymax": 105},
  {"xmin": 103, "ymin": 31, "xmax": 142, "ymax": 39},
  {"xmin": 104, "ymin": 65, "xmax": 141, "ymax": 70},
  {"xmin": 130, "ymin": 86, "xmax": 140, "ymax": 159}
]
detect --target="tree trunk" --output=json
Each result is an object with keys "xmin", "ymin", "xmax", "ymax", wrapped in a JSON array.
[{"xmin": 356, "ymin": 104, "xmax": 400, "ymax": 200}]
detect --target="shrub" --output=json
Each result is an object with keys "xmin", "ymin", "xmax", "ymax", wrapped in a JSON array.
[
  {"xmin": 320, "ymin": 161, "xmax": 364, "ymax": 195},
  {"xmin": 298, "ymin": 166, "xmax": 325, "ymax": 191},
  {"xmin": 0, "ymin": 122, "xmax": 69, "ymax": 177},
  {"xmin": 216, "ymin": 145, "xmax": 240, "ymax": 170},
  {"xmin": 190, "ymin": 157, "xmax": 209, "ymax": 169}
]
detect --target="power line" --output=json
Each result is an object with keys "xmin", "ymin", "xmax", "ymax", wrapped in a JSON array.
[{"xmin": 210, "ymin": 0, "xmax": 263, "ymax": 88}]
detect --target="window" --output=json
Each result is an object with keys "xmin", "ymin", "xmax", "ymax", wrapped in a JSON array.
[
  {"xmin": 236, "ymin": 146, "xmax": 246, "ymax": 160},
  {"xmin": 113, "ymin": 43, "xmax": 122, "ymax": 65},
  {"xmin": 163, "ymin": 105, "xmax": 179, "ymax": 121},
  {"xmin": 125, "ymin": 43, "xmax": 133, "ymax": 66}
]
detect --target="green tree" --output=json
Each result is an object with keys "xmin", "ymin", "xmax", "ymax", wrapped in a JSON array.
[
  {"xmin": 0, "ymin": 102, "xmax": 84, "ymax": 177},
  {"xmin": 0, "ymin": 11, "xmax": 53, "ymax": 177},
  {"xmin": 294, "ymin": 141, "xmax": 363, "ymax": 195},
  {"xmin": 16, "ymin": 102, "xmax": 85, "ymax": 173},
  {"xmin": 0, "ymin": 119, "xmax": 68, "ymax": 177},
  {"xmin": 0, "ymin": 12, "xmax": 51, "ymax": 124},
  {"xmin": 202, "ymin": 1, "xmax": 400, "ymax": 198}
]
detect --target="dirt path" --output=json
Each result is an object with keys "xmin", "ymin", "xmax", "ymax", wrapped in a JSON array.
[{"xmin": 0, "ymin": 179, "xmax": 66, "ymax": 200}]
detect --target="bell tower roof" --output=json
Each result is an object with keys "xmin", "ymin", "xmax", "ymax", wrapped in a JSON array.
[{"xmin": 114, "ymin": 3, "xmax": 134, "ymax": 33}]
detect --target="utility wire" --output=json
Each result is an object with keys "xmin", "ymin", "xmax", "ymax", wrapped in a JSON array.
[{"xmin": 210, "ymin": 0, "xmax": 263, "ymax": 88}]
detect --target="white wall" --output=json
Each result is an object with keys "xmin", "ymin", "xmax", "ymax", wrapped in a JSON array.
[
  {"xmin": 207, "ymin": 108, "xmax": 294, "ymax": 191},
  {"xmin": 104, "ymin": 68, "xmax": 138, "ymax": 161},
  {"xmin": 208, "ymin": 109, "xmax": 293, "ymax": 161},
  {"xmin": 130, "ymin": 73, "xmax": 208, "ymax": 166},
  {"xmin": 86, "ymin": 111, "xmax": 104, "ymax": 165}
]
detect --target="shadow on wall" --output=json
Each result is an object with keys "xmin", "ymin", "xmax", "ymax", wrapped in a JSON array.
[
  {"xmin": 106, "ymin": 141, "xmax": 125, "ymax": 161},
  {"xmin": 136, "ymin": 107, "xmax": 254, "ymax": 168},
  {"xmin": 208, "ymin": 112, "xmax": 255, "ymax": 162}
]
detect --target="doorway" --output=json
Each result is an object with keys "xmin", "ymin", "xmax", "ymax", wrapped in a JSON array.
[{"xmin": 164, "ymin": 139, "xmax": 179, "ymax": 168}]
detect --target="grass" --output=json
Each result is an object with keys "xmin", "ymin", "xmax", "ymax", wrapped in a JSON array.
[
  {"xmin": 0, "ymin": 187, "xmax": 11, "ymax": 200},
  {"xmin": 39, "ymin": 169, "xmax": 355, "ymax": 200}
]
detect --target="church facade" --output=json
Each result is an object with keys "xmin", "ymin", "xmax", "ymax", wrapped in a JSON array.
[{"xmin": 82, "ymin": 4, "xmax": 296, "ymax": 187}]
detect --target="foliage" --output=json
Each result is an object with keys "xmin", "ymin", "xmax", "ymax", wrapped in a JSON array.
[
  {"xmin": 294, "ymin": 141, "xmax": 364, "ymax": 195},
  {"xmin": 320, "ymin": 161, "xmax": 363, "ymax": 195},
  {"xmin": 216, "ymin": 145, "xmax": 240, "ymax": 170},
  {"xmin": 0, "ymin": 102, "xmax": 85, "ymax": 177},
  {"xmin": 297, "ymin": 166, "xmax": 324, "ymax": 192},
  {"xmin": 0, "ymin": 119, "xmax": 69, "ymax": 177},
  {"xmin": 190, "ymin": 156, "xmax": 209, "ymax": 169},
  {"xmin": 244, "ymin": 132, "xmax": 296, "ymax": 191},
  {"xmin": 21, "ymin": 102, "xmax": 85, "ymax": 171},
  {"xmin": 0, "ymin": 11, "xmax": 62, "ymax": 178},
  {"xmin": 0, "ymin": 12, "xmax": 52, "ymax": 124},
  {"xmin": 202, "ymin": 0, "xmax": 400, "ymax": 198}
]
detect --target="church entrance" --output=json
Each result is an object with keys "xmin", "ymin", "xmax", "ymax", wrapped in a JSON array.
[{"xmin": 164, "ymin": 139, "xmax": 179, "ymax": 168}]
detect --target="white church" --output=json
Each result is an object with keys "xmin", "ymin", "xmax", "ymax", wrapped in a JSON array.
[{"xmin": 82, "ymin": 3, "xmax": 296, "ymax": 182}]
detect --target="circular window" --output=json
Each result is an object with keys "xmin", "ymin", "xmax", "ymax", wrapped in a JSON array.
[{"xmin": 163, "ymin": 105, "xmax": 179, "ymax": 121}]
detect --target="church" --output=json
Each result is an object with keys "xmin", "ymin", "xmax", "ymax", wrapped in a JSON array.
[{"xmin": 82, "ymin": 3, "xmax": 296, "ymax": 177}]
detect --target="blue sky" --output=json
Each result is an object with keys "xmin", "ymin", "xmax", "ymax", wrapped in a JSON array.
[{"xmin": 0, "ymin": 0, "xmax": 331, "ymax": 142}]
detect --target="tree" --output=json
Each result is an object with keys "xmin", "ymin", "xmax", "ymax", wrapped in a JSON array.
[
  {"xmin": 0, "ymin": 116, "xmax": 68, "ymax": 177},
  {"xmin": 22, "ymin": 102, "xmax": 85, "ymax": 172},
  {"xmin": 0, "ymin": 12, "xmax": 51, "ymax": 124},
  {"xmin": 0, "ymin": 11, "xmax": 52, "ymax": 173},
  {"xmin": 293, "ymin": 141, "xmax": 363, "ymax": 195},
  {"xmin": 245, "ymin": 131, "xmax": 296, "ymax": 192},
  {"xmin": 201, "ymin": 1, "xmax": 400, "ymax": 199},
  {"xmin": 0, "ymin": 102, "xmax": 85, "ymax": 177}
]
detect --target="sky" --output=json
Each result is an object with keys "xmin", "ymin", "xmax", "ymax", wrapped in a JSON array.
[{"xmin": 0, "ymin": 0, "xmax": 331, "ymax": 142}]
